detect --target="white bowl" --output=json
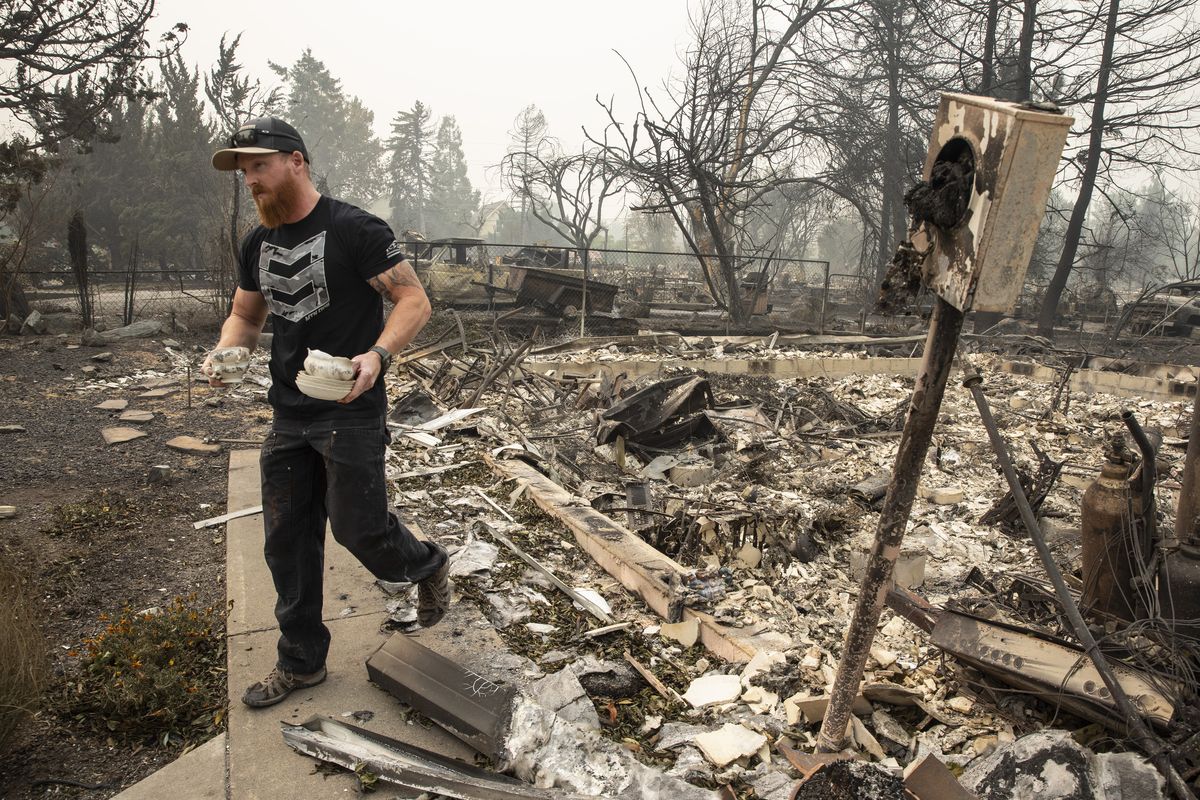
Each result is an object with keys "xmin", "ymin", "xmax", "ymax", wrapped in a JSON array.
[{"xmin": 295, "ymin": 371, "xmax": 354, "ymax": 401}]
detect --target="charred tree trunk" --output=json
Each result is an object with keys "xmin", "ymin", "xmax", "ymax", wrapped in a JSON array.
[
  {"xmin": 1038, "ymin": 0, "xmax": 1119, "ymax": 339},
  {"xmin": 68, "ymin": 210, "xmax": 93, "ymax": 329},
  {"xmin": 981, "ymin": 0, "xmax": 1000, "ymax": 94},
  {"xmin": 878, "ymin": 6, "xmax": 905, "ymax": 287}
]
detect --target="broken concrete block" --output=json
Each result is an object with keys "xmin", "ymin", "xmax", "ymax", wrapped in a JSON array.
[
  {"xmin": 80, "ymin": 365, "xmax": 96, "ymax": 375},
  {"xmin": 920, "ymin": 485, "xmax": 965, "ymax": 504},
  {"xmin": 94, "ymin": 399, "xmax": 128, "ymax": 411},
  {"xmin": 669, "ymin": 459, "xmax": 715, "ymax": 488},
  {"xmin": 119, "ymin": 410, "xmax": 155, "ymax": 423},
  {"xmin": 693, "ymin": 723, "xmax": 768, "ymax": 768},
  {"xmin": 682, "ymin": 674, "xmax": 743, "ymax": 708},
  {"xmin": 1009, "ymin": 395, "xmax": 1031, "ymax": 411},
  {"xmin": 960, "ymin": 729, "xmax": 1162, "ymax": 799},
  {"xmin": 945, "ymin": 696, "xmax": 974, "ymax": 714},
  {"xmin": 0, "ymin": 506, "xmax": 16, "ymax": 518},
  {"xmin": 20, "ymin": 309, "xmax": 45, "ymax": 335},
  {"xmin": 101, "ymin": 427, "xmax": 147, "ymax": 445},
  {"xmin": 147, "ymin": 465, "xmax": 174, "ymax": 484},
  {"xmin": 91, "ymin": 351, "xmax": 113, "ymax": 362},
  {"xmin": 104, "ymin": 319, "xmax": 163, "ymax": 339},
  {"xmin": 165, "ymin": 435, "xmax": 220, "ymax": 454},
  {"xmin": 660, "ymin": 618, "xmax": 699, "ymax": 648},
  {"xmin": 870, "ymin": 646, "xmax": 898, "ymax": 669}
]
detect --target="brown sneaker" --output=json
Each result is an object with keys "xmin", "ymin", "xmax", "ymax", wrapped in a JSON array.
[
  {"xmin": 241, "ymin": 665, "xmax": 327, "ymax": 708},
  {"xmin": 416, "ymin": 545, "xmax": 451, "ymax": 628}
]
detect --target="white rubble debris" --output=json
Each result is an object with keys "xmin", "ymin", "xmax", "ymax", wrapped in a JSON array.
[
  {"xmin": 693, "ymin": 723, "xmax": 768, "ymax": 767},
  {"xmin": 682, "ymin": 674, "xmax": 744, "ymax": 708}
]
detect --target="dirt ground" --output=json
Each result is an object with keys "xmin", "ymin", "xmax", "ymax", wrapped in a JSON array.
[{"xmin": 0, "ymin": 328, "xmax": 268, "ymax": 799}]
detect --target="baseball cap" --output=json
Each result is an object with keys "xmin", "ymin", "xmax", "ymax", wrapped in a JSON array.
[{"xmin": 212, "ymin": 117, "xmax": 310, "ymax": 171}]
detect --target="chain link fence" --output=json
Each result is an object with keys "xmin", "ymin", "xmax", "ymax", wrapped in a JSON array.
[
  {"xmin": 8, "ymin": 241, "xmax": 861, "ymax": 338},
  {"xmin": 404, "ymin": 240, "xmax": 847, "ymax": 336},
  {"xmin": 9, "ymin": 266, "xmax": 234, "ymax": 333}
]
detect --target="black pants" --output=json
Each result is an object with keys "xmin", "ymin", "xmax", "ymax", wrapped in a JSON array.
[{"xmin": 260, "ymin": 416, "xmax": 443, "ymax": 673}]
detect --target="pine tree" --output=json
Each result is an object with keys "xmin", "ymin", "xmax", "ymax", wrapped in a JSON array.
[
  {"xmin": 505, "ymin": 105, "xmax": 550, "ymax": 241},
  {"xmin": 270, "ymin": 49, "xmax": 383, "ymax": 206},
  {"xmin": 428, "ymin": 116, "xmax": 479, "ymax": 237},
  {"xmin": 385, "ymin": 101, "xmax": 434, "ymax": 235}
]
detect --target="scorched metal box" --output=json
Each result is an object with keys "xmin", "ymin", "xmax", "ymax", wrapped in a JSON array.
[{"xmin": 919, "ymin": 93, "xmax": 1073, "ymax": 313}]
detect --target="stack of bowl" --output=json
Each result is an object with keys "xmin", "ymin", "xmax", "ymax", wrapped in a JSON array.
[{"xmin": 295, "ymin": 349, "xmax": 355, "ymax": 401}]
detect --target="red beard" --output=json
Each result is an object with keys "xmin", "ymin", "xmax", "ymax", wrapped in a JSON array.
[{"xmin": 252, "ymin": 172, "xmax": 302, "ymax": 229}]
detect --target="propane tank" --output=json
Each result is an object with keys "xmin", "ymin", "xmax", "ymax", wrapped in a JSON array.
[
  {"xmin": 1081, "ymin": 458, "xmax": 1142, "ymax": 621},
  {"xmin": 1160, "ymin": 543, "xmax": 1200, "ymax": 638}
]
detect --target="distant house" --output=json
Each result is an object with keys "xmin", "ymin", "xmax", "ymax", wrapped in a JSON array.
[{"xmin": 476, "ymin": 201, "xmax": 507, "ymax": 239}]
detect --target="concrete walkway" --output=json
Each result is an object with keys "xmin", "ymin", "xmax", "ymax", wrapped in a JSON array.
[{"xmin": 117, "ymin": 448, "xmax": 492, "ymax": 800}]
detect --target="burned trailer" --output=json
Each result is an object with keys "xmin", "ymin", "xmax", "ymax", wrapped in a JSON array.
[{"xmin": 407, "ymin": 237, "xmax": 513, "ymax": 309}]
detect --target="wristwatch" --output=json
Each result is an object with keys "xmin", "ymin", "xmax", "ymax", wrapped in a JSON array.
[{"xmin": 369, "ymin": 345, "xmax": 392, "ymax": 372}]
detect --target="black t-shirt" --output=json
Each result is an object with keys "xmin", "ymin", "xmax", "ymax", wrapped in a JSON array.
[{"xmin": 237, "ymin": 196, "xmax": 403, "ymax": 420}]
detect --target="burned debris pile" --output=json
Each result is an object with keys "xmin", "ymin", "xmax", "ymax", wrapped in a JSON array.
[{"xmin": 343, "ymin": 319, "xmax": 1200, "ymax": 798}]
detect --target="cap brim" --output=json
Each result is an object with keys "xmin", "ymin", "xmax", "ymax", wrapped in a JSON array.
[{"xmin": 211, "ymin": 146, "xmax": 282, "ymax": 171}]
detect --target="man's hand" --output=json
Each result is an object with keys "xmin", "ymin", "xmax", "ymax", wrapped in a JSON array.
[
  {"xmin": 340, "ymin": 351, "xmax": 384, "ymax": 403},
  {"xmin": 201, "ymin": 352, "xmax": 228, "ymax": 388}
]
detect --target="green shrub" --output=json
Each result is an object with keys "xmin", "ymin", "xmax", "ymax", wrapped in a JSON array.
[
  {"xmin": 0, "ymin": 547, "xmax": 46, "ymax": 752},
  {"xmin": 71, "ymin": 595, "xmax": 227, "ymax": 743}
]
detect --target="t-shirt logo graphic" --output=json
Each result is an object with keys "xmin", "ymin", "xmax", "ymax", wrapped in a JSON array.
[{"xmin": 258, "ymin": 232, "xmax": 329, "ymax": 322}]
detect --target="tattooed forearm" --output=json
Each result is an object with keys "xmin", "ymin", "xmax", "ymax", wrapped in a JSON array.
[{"xmin": 369, "ymin": 260, "xmax": 423, "ymax": 297}]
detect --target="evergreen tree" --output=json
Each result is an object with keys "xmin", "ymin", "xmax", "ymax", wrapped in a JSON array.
[
  {"xmin": 385, "ymin": 101, "xmax": 434, "ymax": 235},
  {"xmin": 427, "ymin": 116, "xmax": 480, "ymax": 237},
  {"xmin": 144, "ymin": 54, "xmax": 220, "ymax": 277},
  {"xmin": 270, "ymin": 49, "xmax": 383, "ymax": 206},
  {"xmin": 505, "ymin": 105, "xmax": 550, "ymax": 241}
]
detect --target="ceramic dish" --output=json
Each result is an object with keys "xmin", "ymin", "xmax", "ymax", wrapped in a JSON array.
[{"xmin": 295, "ymin": 371, "xmax": 354, "ymax": 401}]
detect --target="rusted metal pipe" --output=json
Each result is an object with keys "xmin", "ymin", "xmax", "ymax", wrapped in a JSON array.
[
  {"xmin": 964, "ymin": 366, "xmax": 1195, "ymax": 800},
  {"xmin": 817, "ymin": 296, "xmax": 964, "ymax": 753},
  {"xmin": 1122, "ymin": 410, "xmax": 1160, "ymax": 557}
]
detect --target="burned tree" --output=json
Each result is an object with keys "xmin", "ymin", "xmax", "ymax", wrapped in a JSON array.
[
  {"xmin": 1037, "ymin": 0, "xmax": 1200, "ymax": 339},
  {"xmin": 596, "ymin": 0, "xmax": 854, "ymax": 326},
  {"xmin": 500, "ymin": 138, "xmax": 626, "ymax": 308}
]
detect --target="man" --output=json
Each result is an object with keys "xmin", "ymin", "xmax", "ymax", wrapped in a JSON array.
[{"xmin": 204, "ymin": 117, "xmax": 450, "ymax": 708}]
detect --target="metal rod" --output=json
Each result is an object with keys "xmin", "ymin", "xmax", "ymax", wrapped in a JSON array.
[
  {"xmin": 963, "ymin": 365, "xmax": 1195, "ymax": 800},
  {"xmin": 817, "ymin": 295, "xmax": 965, "ymax": 752},
  {"xmin": 1121, "ymin": 410, "xmax": 1160, "ymax": 568}
]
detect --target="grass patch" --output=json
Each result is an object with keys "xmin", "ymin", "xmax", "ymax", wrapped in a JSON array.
[
  {"xmin": 0, "ymin": 545, "xmax": 46, "ymax": 753},
  {"xmin": 42, "ymin": 489, "xmax": 138, "ymax": 538}
]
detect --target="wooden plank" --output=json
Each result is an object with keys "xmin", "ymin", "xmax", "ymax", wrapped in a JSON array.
[{"xmin": 487, "ymin": 455, "xmax": 757, "ymax": 663}]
